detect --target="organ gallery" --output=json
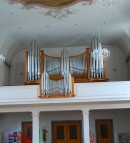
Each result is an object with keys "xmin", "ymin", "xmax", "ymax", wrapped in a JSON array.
[{"xmin": 24, "ymin": 38, "xmax": 109, "ymax": 98}]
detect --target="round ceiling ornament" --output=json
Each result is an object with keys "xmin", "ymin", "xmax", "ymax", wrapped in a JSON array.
[{"xmin": 9, "ymin": 0, "xmax": 93, "ymax": 8}]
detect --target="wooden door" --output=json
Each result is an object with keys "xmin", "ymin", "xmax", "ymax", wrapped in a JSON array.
[
  {"xmin": 68, "ymin": 122, "xmax": 81, "ymax": 143},
  {"xmin": 22, "ymin": 122, "xmax": 32, "ymax": 143},
  {"xmin": 96, "ymin": 119, "xmax": 113, "ymax": 143},
  {"xmin": 52, "ymin": 121, "xmax": 81, "ymax": 143}
]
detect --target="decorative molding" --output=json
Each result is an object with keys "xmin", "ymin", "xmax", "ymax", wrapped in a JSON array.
[{"xmin": 44, "ymin": 8, "xmax": 76, "ymax": 19}]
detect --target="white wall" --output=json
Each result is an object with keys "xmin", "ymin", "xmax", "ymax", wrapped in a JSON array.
[
  {"xmin": 10, "ymin": 50, "xmax": 25, "ymax": 85},
  {"xmin": 0, "ymin": 64, "xmax": 9, "ymax": 86},
  {"xmin": 106, "ymin": 45, "xmax": 129, "ymax": 81},
  {"xmin": 90, "ymin": 109, "xmax": 130, "ymax": 143},
  {"xmin": 40, "ymin": 111, "xmax": 82, "ymax": 143},
  {"xmin": 0, "ymin": 112, "xmax": 31, "ymax": 143},
  {"xmin": 9, "ymin": 45, "xmax": 129, "ymax": 85},
  {"xmin": 1, "ymin": 109, "xmax": 130, "ymax": 143},
  {"xmin": 0, "ymin": 111, "xmax": 82, "ymax": 143}
]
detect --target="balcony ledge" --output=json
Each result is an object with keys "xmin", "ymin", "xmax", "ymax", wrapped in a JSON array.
[{"xmin": 0, "ymin": 81, "xmax": 130, "ymax": 106}]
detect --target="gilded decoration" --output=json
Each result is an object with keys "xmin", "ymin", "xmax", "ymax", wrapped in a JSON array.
[{"xmin": 9, "ymin": 0, "xmax": 93, "ymax": 8}]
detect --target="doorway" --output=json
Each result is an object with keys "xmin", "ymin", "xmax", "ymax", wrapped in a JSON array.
[
  {"xmin": 22, "ymin": 122, "xmax": 32, "ymax": 143},
  {"xmin": 96, "ymin": 119, "xmax": 113, "ymax": 143},
  {"xmin": 52, "ymin": 121, "xmax": 81, "ymax": 143}
]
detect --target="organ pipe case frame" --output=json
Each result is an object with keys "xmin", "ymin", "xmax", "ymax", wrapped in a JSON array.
[
  {"xmin": 39, "ymin": 51, "xmax": 75, "ymax": 98},
  {"xmin": 39, "ymin": 73, "xmax": 75, "ymax": 98},
  {"xmin": 24, "ymin": 50, "xmax": 44, "ymax": 85}
]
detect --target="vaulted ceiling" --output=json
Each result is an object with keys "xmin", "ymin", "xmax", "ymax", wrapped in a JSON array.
[{"xmin": 0, "ymin": 0, "xmax": 130, "ymax": 62}]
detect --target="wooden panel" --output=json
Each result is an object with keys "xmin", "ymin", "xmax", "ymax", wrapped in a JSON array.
[
  {"xmin": 40, "ymin": 50, "xmax": 44, "ymax": 76},
  {"xmin": 104, "ymin": 60, "xmax": 108, "ymax": 79},
  {"xmin": 71, "ymin": 76, "xmax": 75, "ymax": 97},
  {"xmin": 52, "ymin": 121, "xmax": 81, "ymax": 143},
  {"xmin": 68, "ymin": 122, "xmax": 81, "ymax": 143},
  {"xmin": 53, "ymin": 122, "xmax": 67, "ymax": 143},
  {"xmin": 96, "ymin": 119, "xmax": 113, "ymax": 143}
]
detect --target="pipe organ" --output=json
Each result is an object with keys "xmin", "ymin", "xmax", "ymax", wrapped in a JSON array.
[
  {"xmin": 25, "ymin": 40, "xmax": 44, "ymax": 84},
  {"xmin": 25, "ymin": 41, "xmax": 108, "ymax": 97}
]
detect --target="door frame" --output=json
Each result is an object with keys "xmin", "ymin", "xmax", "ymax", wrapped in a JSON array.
[
  {"xmin": 95, "ymin": 119, "xmax": 114, "ymax": 143},
  {"xmin": 52, "ymin": 120, "xmax": 82, "ymax": 143}
]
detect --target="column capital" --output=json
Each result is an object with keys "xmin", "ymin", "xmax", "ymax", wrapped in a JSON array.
[
  {"xmin": 82, "ymin": 109, "xmax": 90, "ymax": 115},
  {"xmin": 31, "ymin": 111, "xmax": 40, "ymax": 116}
]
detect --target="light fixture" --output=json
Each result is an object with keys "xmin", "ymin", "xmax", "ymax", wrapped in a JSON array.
[
  {"xmin": 91, "ymin": 41, "xmax": 110, "ymax": 61},
  {"xmin": 0, "ymin": 54, "xmax": 5, "ymax": 66},
  {"xmin": 90, "ymin": 37, "xmax": 110, "ymax": 78},
  {"xmin": 0, "ymin": 54, "xmax": 11, "ymax": 67},
  {"xmin": 94, "ymin": 0, "xmax": 124, "ymax": 8}
]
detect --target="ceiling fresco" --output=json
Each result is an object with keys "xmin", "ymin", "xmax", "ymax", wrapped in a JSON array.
[{"xmin": 9, "ymin": 0, "xmax": 93, "ymax": 8}]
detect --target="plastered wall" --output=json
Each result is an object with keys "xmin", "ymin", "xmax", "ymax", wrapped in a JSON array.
[
  {"xmin": 0, "ymin": 64, "xmax": 9, "ymax": 86},
  {"xmin": 0, "ymin": 109, "xmax": 130, "ymax": 143}
]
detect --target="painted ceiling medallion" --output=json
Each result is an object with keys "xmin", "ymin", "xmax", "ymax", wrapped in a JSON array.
[{"xmin": 9, "ymin": 0, "xmax": 93, "ymax": 8}]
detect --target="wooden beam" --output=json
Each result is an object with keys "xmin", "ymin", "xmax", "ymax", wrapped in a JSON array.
[{"xmin": 71, "ymin": 76, "xmax": 75, "ymax": 97}]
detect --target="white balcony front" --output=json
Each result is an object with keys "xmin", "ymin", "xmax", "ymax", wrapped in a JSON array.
[
  {"xmin": 75, "ymin": 81, "xmax": 130, "ymax": 102},
  {"xmin": 0, "ymin": 81, "xmax": 130, "ymax": 105}
]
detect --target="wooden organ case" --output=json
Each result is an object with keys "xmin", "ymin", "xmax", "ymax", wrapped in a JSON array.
[{"xmin": 24, "ymin": 41, "xmax": 108, "ymax": 98}]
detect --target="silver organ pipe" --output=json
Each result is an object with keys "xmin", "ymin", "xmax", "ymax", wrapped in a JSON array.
[
  {"xmin": 90, "ymin": 37, "xmax": 104, "ymax": 78},
  {"xmin": 61, "ymin": 49, "xmax": 69, "ymax": 75},
  {"xmin": 34, "ymin": 42, "xmax": 38, "ymax": 80},
  {"xmin": 69, "ymin": 52, "xmax": 87, "ymax": 75},
  {"xmin": 44, "ymin": 55, "xmax": 61, "ymax": 75},
  {"xmin": 28, "ymin": 44, "xmax": 31, "ymax": 80},
  {"xmin": 42, "ymin": 72, "xmax": 48, "ymax": 95},
  {"xmin": 41, "ymin": 71, "xmax": 72, "ymax": 96},
  {"xmin": 61, "ymin": 50, "xmax": 63, "ymax": 74},
  {"xmin": 90, "ymin": 41, "xmax": 94, "ymax": 78},
  {"xmin": 95, "ymin": 37, "xmax": 98, "ymax": 77},
  {"xmin": 27, "ymin": 40, "xmax": 41, "ymax": 81},
  {"xmin": 37, "ymin": 45, "xmax": 40, "ymax": 79}
]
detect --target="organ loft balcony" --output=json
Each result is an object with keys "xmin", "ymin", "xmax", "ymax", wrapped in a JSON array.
[{"xmin": 0, "ymin": 38, "xmax": 129, "ymax": 104}]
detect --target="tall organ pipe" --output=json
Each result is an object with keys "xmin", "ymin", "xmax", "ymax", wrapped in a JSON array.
[
  {"xmin": 61, "ymin": 49, "xmax": 69, "ymax": 75},
  {"xmin": 34, "ymin": 42, "xmax": 38, "ymax": 80},
  {"xmin": 90, "ymin": 37, "xmax": 104, "ymax": 78},
  {"xmin": 28, "ymin": 45, "xmax": 30, "ymax": 80},
  {"xmin": 31, "ymin": 42, "xmax": 34, "ymax": 80},
  {"xmin": 27, "ymin": 40, "xmax": 40, "ymax": 81},
  {"xmin": 37, "ymin": 44, "xmax": 40, "ymax": 79}
]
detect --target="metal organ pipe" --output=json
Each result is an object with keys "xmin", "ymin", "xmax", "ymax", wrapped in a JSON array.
[
  {"xmin": 37, "ymin": 45, "xmax": 40, "ymax": 79},
  {"xmin": 41, "ymin": 71, "xmax": 72, "ymax": 96},
  {"xmin": 90, "ymin": 37, "xmax": 104, "ymax": 79},
  {"xmin": 27, "ymin": 40, "xmax": 40, "ymax": 81},
  {"xmin": 34, "ymin": 42, "xmax": 38, "ymax": 80},
  {"xmin": 61, "ymin": 49, "xmax": 69, "ymax": 75}
]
